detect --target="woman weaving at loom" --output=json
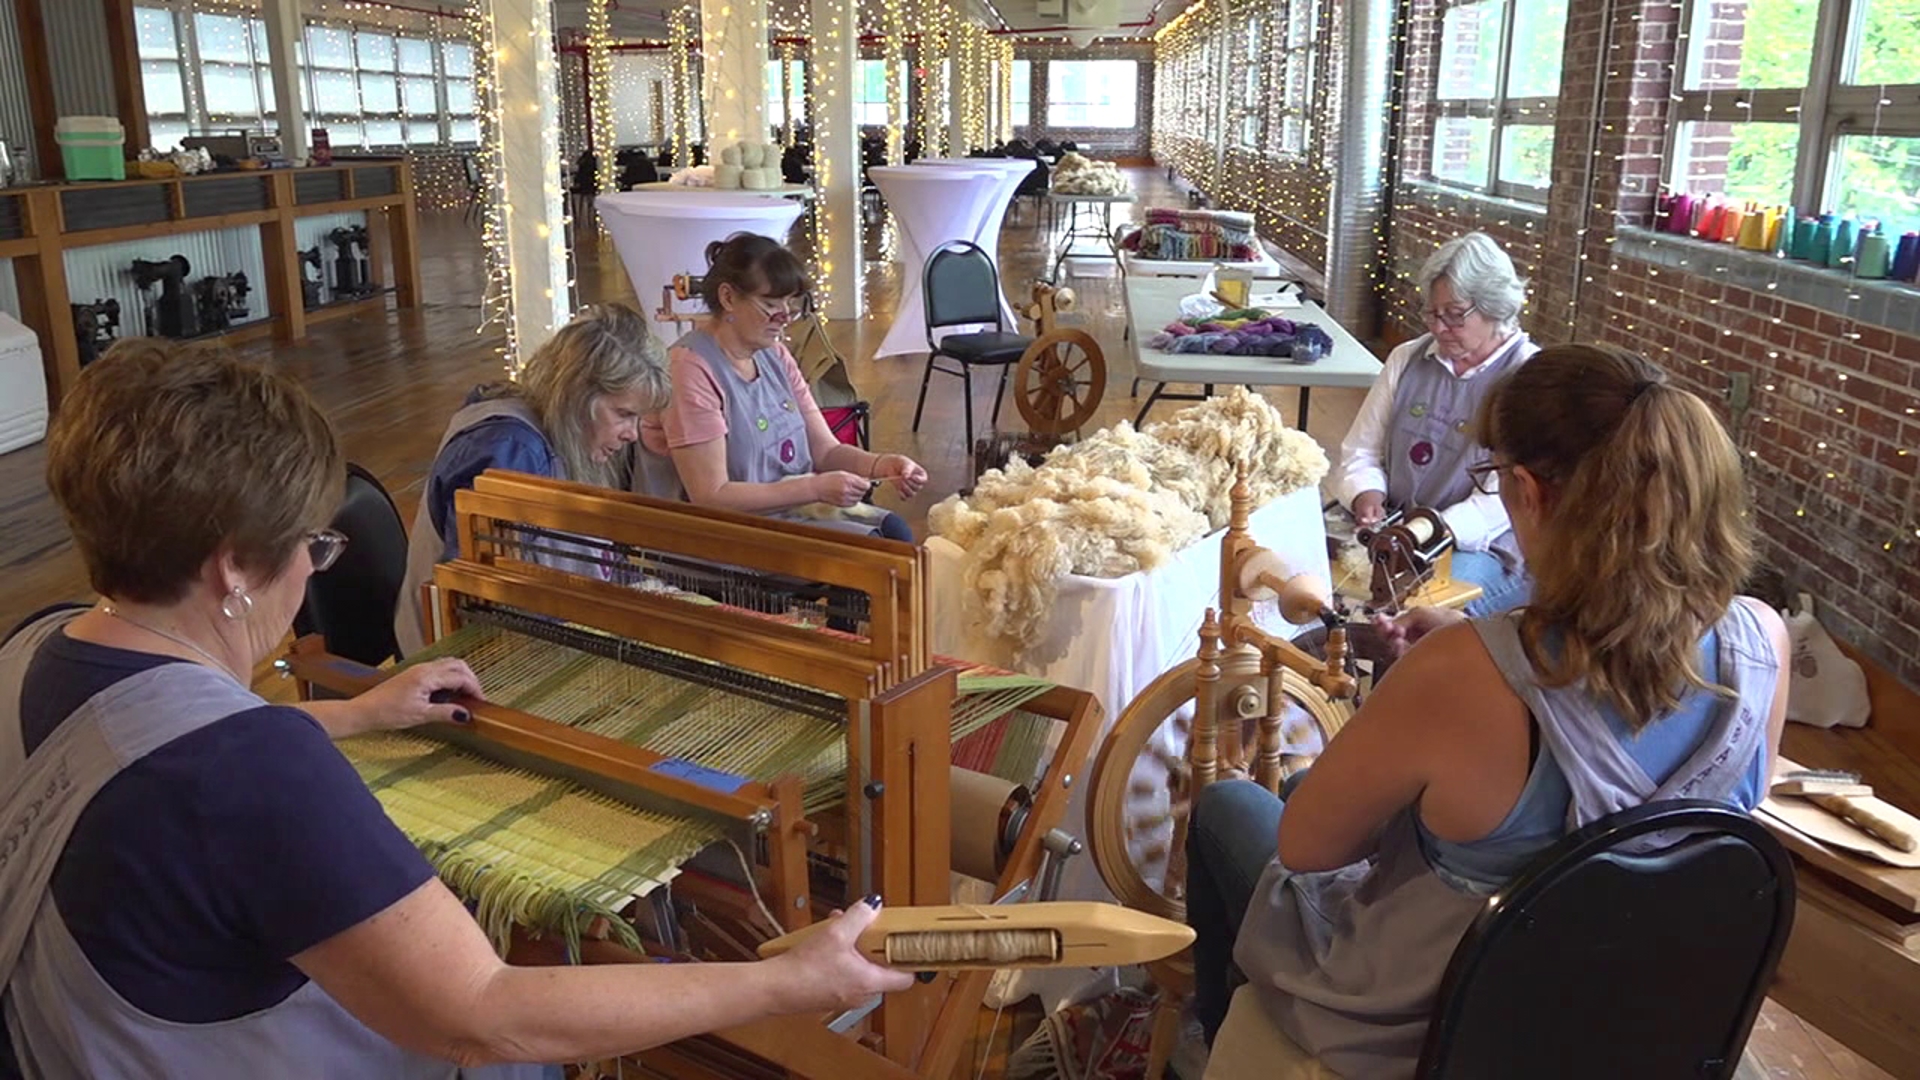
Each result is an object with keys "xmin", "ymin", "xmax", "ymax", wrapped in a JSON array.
[
  {"xmin": 1185, "ymin": 344, "xmax": 1791, "ymax": 1076},
  {"xmin": 0, "ymin": 341, "xmax": 912, "ymax": 1078},
  {"xmin": 1333, "ymin": 232, "xmax": 1540, "ymax": 616},
  {"xmin": 397, "ymin": 303, "xmax": 671, "ymax": 657},
  {"xmin": 635, "ymin": 233, "xmax": 927, "ymax": 540}
]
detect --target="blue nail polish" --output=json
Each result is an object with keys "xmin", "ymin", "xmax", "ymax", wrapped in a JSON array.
[
  {"xmin": 453, "ymin": 709, "xmax": 471, "ymax": 724},
  {"xmin": 916, "ymin": 971, "xmax": 936, "ymax": 983},
  {"xmin": 864, "ymin": 894, "xmax": 883, "ymax": 909}
]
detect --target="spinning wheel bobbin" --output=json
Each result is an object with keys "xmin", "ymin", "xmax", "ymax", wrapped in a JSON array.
[{"xmin": 1013, "ymin": 282, "xmax": 1107, "ymax": 436}]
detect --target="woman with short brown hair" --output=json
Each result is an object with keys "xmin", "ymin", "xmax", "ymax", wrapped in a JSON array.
[{"xmin": 1, "ymin": 339, "xmax": 908, "ymax": 1079}]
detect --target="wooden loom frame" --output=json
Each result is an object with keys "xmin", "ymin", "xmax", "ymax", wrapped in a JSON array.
[{"xmin": 285, "ymin": 471, "xmax": 1103, "ymax": 1079}]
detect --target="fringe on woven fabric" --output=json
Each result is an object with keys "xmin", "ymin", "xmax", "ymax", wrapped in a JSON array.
[{"xmin": 426, "ymin": 844, "xmax": 644, "ymax": 958}]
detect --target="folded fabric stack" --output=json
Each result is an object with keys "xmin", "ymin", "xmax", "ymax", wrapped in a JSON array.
[
  {"xmin": 1123, "ymin": 208, "xmax": 1260, "ymax": 262},
  {"xmin": 1145, "ymin": 308, "xmax": 1333, "ymax": 359}
]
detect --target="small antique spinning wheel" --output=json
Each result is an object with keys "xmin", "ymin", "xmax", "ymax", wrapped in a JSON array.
[
  {"xmin": 1086, "ymin": 469, "xmax": 1359, "ymax": 923},
  {"xmin": 1013, "ymin": 282, "xmax": 1107, "ymax": 436}
]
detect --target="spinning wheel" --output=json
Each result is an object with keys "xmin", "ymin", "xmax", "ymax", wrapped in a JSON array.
[
  {"xmin": 1084, "ymin": 466, "xmax": 1360, "ymax": 922},
  {"xmin": 1086, "ymin": 649, "xmax": 1353, "ymax": 921},
  {"xmin": 1013, "ymin": 282, "xmax": 1107, "ymax": 436}
]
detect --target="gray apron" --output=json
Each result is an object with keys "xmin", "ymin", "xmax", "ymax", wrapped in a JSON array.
[
  {"xmin": 0, "ymin": 610, "xmax": 541, "ymax": 1079},
  {"xmin": 1383, "ymin": 332, "xmax": 1535, "ymax": 564},
  {"xmin": 633, "ymin": 330, "xmax": 886, "ymax": 537},
  {"xmin": 1233, "ymin": 602, "xmax": 1778, "ymax": 1077}
]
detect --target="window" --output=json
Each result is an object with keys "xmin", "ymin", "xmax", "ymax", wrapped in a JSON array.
[
  {"xmin": 1234, "ymin": 13, "xmax": 1264, "ymax": 148},
  {"xmin": 443, "ymin": 40, "xmax": 480, "ymax": 146},
  {"xmin": 764, "ymin": 59, "xmax": 806, "ymax": 133},
  {"xmin": 856, "ymin": 59, "xmax": 905, "ymax": 128},
  {"xmin": 1046, "ymin": 60, "xmax": 1138, "ymax": 129},
  {"xmin": 1267, "ymin": 0, "xmax": 1317, "ymax": 156},
  {"xmin": 1011, "ymin": 59, "xmax": 1031, "ymax": 127},
  {"xmin": 1430, "ymin": 0, "xmax": 1567, "ymax": 198},
  {"xmin": 1669, "ymin": 0, "xmax": 1920, "ymax": 232},
  {"xmin": 396, "ymin": 36, "xmax": 441, "ymax": 145},
  {"xmin": 135, "ymin": 6, "xmax": 188, "ymax": 151}
]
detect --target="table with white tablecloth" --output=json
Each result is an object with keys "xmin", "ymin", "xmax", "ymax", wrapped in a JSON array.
[
  {"xmin": 929, "ymin": 483, "xmax": 1329, "ymax": 1008},
  {"xmin": 596, "ymin": 191, "xmax": 807, "ymax": 325},
  {"xmin": 870, "ymin": 164, "xmax": 1019, "ymax": 361}
]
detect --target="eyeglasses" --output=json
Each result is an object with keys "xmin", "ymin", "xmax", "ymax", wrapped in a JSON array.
[
  {"xmin": 1419, "ymin": 303, "xmax": 1479, "ymax": 329},
  {"xmin": 307, "ymin": 528, "xmax": 349, "ymax": 572},
  {"xmin": 750, "ymin": 296, "xmax": 804, "ymax": 324},
  {"xmin": 1466, "ymin": 461, "xmax": 1510, "ymax": 496}
]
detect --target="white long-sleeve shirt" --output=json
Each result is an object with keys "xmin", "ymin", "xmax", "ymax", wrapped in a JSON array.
[{"xmin": 1332, "ymin": 335, "xmax": 1519, "ymax": 553}]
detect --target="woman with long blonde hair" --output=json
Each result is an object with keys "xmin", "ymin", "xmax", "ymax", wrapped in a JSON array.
[
  {"xmin": 1185, "ymin": 344, "xmax": 1790, "ymax": 1076},
  {"xmin": 397, "ymin": 304, "xmax": 671, "ymax": 655}
]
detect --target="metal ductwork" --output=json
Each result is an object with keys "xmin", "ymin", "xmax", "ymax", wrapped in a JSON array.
[{"xmin": 1324, "ymin": 0, "xmax": 1391, "ymax": 335}]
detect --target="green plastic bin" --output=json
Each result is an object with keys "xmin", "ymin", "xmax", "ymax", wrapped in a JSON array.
[{"xmin": 57, "ymin": 117, "xmax": 127, "ymax": 181}]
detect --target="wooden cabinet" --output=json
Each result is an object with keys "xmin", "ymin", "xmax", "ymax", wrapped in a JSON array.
[{"xmin": 0, "ymin": 159, "xmax": 421, "ymax": 409}]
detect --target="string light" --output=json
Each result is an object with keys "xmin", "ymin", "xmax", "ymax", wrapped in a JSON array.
[
  {"xmin": 883, "ymin": 0, "xmax": 908, "ymax": 162},
  {"xmin": 671, "ymin": 6, "xmax": 696, "ymax": 166},
  {"xmin": 586, "ymin": 0, "xmax": 616, "ymax": 196},
  {"xmin": 468, "ymin": 0, "xmax": 517, "ymax": 370}
]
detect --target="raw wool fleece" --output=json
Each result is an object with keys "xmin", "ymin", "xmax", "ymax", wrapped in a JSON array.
[{"xmin": 930, "ymin": 388, "xmax": 1328, "ymax": 655}]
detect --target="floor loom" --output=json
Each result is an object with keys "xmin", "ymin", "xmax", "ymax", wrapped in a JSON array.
[{"xmin": 284, "ymin": 471, "xmax": 1103, "ymax": 1079}]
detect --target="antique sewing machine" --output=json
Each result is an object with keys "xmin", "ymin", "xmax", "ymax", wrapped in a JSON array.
[
  {"xmin": 283, "ymin": 472, "xmax": 1103, "ymax": 1079},
  {"xmin": 1354, "ymin": 506, "xmax": 1482, "ymax": 612}
]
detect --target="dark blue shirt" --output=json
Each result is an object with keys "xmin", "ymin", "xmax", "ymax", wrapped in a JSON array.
[
  {"xmin": 13, "ymin": 627, "xmax": 434, "ymax": 1024},
  {"xmin": 426, "ymin": 394, "xmax": 559, "ymax": 561}
]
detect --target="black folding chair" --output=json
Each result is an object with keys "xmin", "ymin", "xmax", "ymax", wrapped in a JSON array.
[{"xmin": 911, "ymin": 241, "xmax": 1032, "ymax": 451}]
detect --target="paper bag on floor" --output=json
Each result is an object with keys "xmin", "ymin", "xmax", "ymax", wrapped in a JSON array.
[{"xmin": 1781, "ymin": 596, "xmax": 1870, "ymax": 729}]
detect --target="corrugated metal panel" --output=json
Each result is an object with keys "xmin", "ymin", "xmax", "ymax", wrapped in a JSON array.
[
  {"xmin": 64, "ymin": 226, "xmax": 270, "ymax": 340},
  {"xmin": 45, "ymin": 0, "xmax": 117, "ymax": 120},
  {"xmin": 0, "ymin": 0, "xmax": 35, "ymax": 153}
]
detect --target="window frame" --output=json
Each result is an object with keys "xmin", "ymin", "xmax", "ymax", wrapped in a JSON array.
[
  {"xmin": 1428, "ymin": 0, "xmax": 1562, "ymax": 202},
  {"xmin": 1045, "ymin": 59, "xmax": 1140, "ymax": 130},
  {"xmin": 1667, "ymin": 0, "xmax": 1920, "ymax": 216},
  {"xmin": 1265, "ymin": 0, "xmax": 1317, "ymax": 159}
]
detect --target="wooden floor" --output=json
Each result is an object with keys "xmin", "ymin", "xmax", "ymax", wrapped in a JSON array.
[{"xmin": 0, "ymin": 168, "xmax": 1888, "ymax": 1080}]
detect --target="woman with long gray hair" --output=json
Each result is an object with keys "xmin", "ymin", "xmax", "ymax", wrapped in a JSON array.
[
  {"xmin": 1333, "ymin": 232, "xmax": 1540, "ymax": 615},
  {"xmin": 396, "ymin": 303, "xmax": 671, "ymax": 656}
]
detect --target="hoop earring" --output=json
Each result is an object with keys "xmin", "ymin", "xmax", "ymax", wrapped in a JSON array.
[{"xmin": 220, "ymin": 586, "xmax": 253, "ymax": 622}]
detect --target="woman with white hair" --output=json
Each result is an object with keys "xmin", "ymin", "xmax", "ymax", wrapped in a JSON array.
[
  {"xmin": 1334, "ymin": 232, "xmax": 1539, "ymax": 615},
  {"xmin": 397, "ymin": 303, "xmax": 672, "ymax": 656}
]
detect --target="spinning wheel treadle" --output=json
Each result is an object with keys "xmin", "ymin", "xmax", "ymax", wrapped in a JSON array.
[{"xmin": 1086, "ymin": 655, "xmax": 1352, "ymax": 921}]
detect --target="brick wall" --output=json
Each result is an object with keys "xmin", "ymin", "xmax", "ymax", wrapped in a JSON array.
[{"xmin": 1378, "ymin": 0, "xmax": 1920, "ymax": 686}]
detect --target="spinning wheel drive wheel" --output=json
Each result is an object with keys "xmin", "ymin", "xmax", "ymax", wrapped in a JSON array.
[
  {"xmin": 1086, "ymin": 656, "xmax": 1353, "ymax": 921},
  {"xmin": 1013, "ymin": 329, "xmax": 1106, "ymax": 435}
]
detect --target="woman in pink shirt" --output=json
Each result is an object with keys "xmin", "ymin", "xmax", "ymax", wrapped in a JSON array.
[{"xmin": 635, "ymin": 234, "xmax": 927, "ymax": 541}]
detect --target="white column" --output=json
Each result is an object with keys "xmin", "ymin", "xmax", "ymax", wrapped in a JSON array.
[
  {"xmin": 261, "ymin": 0, "xmax": 307, "ymax": 162},
  {"xmin": 477, "ymin": 0, "xmax": 570, "ymax": 367},
  {"xmin": 701, "ymin": 0, "xmax": 769, "ymax": 150},
  {"xmin": 810, "ymin": 0, "xmax": 862, "ymax": 318}
]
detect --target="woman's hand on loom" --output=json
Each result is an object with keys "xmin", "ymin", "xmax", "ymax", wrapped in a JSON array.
[
  {"xmin": 811, "ymin": 470, "xmax": 871, "ymax": 508},
  {"xmin": 352, "ymin": 659, "xmax": 485, "ymax": 733},
  {"xmin": 871, "ymin": 454, "xmax": 928, "ymax": 499},
  {"xmin": 1373, "ymin": 606, "xmax": 1467, "ymax": 659},
  {"xmin": 767, "ymin": 900, "xmax": 915, "ymax": 1011}
]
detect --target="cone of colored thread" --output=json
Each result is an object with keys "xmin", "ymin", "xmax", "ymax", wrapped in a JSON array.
[
  {"xmin": 1830, "ymin": 217, "xmax": 1858, "ymax": 269},
  {"xmin": 1772, "ymin": 207, "xmax": 1795, "ymax": 256},
  {"xmin": 1736, "ymin": 209, "xmax": 1768, "ymax": 250},
  {"xmin": 1892, "ymin": 233, "xmax": 1920, "ymax": 282},
  {"xmin": 1809, "ymin": 216, "xmax": 1835, "ymax": 265},
  {"xmin": 1856, "ymin": 233, "xmax": 1891, "ymax": 279}
]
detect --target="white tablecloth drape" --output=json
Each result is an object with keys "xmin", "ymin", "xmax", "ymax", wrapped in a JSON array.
[
  {"xmin": 870, "ymin": 164, "xmax": 1017, "ymax": 360},
  {"xmin": 928, "ymin": 485, "xmax": 1329, "ymax": 1008},
  {"xmin": 596, "ymin": 191, "xmax": 807, "ymax": 322}
]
